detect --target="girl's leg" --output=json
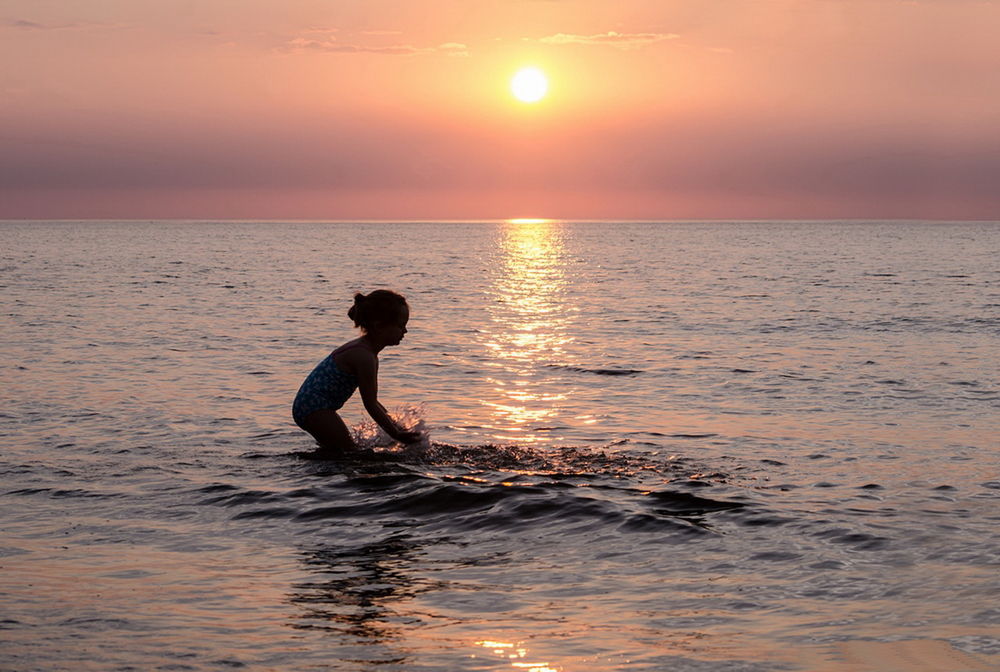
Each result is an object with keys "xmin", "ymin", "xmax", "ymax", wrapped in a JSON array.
[{"xmin": 301, "ymin": 410, "xmax": 356, "ymax": 454}]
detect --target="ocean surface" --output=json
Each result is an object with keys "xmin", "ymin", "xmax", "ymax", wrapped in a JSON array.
[{"xmin": 2, "ymin": 220, "xmax": 998, "ymax": 671}]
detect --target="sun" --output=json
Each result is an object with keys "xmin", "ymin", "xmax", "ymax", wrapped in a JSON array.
[{"xmin": 510, "ymin": 67, "xmax": 548, "ymax": 103}]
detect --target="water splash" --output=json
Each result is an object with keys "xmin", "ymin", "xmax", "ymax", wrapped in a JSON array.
[
  {"xmin": 344, "ymin": 406, "xmax": 712, "ymax": 480},
  {"xmin": 352, "ymin": 404, "xmax": 432, "ymax": 452}
]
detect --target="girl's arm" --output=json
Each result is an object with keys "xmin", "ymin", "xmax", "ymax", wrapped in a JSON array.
[{"xmin": 354, "ymin": 353, "xmax": 421, "ymax": 443}]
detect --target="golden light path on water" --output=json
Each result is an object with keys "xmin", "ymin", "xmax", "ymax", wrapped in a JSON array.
[
  {"xmin": 476, "ymin": 640, "xmax": 560, "ymax": 672},
  {"xmin": 468, "ymin": 220, "xmax": 599, "ymax": 668},
  {"xmin": 480, "ymin": 219, "xmax": 577, "ymax": 443}
]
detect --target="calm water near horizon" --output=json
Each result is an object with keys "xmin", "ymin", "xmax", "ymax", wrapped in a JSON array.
[{"xmin": 2, "ymin": 220, "xmax": 999, "ymax": 671}]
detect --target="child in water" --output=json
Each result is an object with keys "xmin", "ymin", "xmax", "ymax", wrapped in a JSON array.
[{"xmin": 292, "ymin": 290, "xmax": 422, "ymax": 454}]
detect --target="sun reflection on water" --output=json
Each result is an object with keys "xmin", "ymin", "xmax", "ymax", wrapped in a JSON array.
[
  {"xmin": 475, "ymin": 639, "xmax": 561, "ymax": 672},
  {"xmin": 506, "ymin": 218, "xmax": 553, "ymax": 225},
  {"xmin": 480, "ymin": 220, "xmax": 576, "ymax": 442}
]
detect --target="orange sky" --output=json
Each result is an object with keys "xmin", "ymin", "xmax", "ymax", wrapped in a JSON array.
[{"xmin": 2, "ymin": 0, "xmax": 998, "ymax": 220}]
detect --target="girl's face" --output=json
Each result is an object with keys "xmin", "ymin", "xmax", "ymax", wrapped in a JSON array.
[{"xmin": 374, "ymin": 307, "xmax": 409, "ymax": 345}]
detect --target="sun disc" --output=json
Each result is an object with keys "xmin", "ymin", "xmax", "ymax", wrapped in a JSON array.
[{"xmin": 511, "ymin": 67, "xmax": 548, "ymax": 103}]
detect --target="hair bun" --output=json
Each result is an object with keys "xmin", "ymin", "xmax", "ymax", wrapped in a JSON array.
[
  {"xmin": 347, "ymin": 289, "xmax": 408, "ymax": 331},
  {"xmin": 347, "ymin": 293, "xmax": 366, "ymax": 323}
]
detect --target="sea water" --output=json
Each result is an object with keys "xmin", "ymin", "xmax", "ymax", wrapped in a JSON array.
[{"xmin": 1, "ymin": 220, "xmax": 998, "ymax": 671}]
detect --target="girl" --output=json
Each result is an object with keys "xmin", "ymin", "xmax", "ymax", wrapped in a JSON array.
[{"xmin": 292, "ymin": 290, "xmax": 422, "ymax": 454}]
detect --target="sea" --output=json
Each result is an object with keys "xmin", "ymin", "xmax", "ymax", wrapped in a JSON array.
[{"xmin": 1, "ymin": 220, "xmax": 998, "ymax": 671}]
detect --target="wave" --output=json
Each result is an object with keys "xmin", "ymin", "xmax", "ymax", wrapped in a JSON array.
[
  {"xmin": 295, "ymin": 440, "xmax": 704, "ymax": 480},
  {"xmin": 217, "ymin": 440, "xmax": 751, "ymax": 538},
  {"xmin": 546, "ymin": 364, "xmax": 643, "ymax": 376},
  {"xmin": 223, "ymin": 473, "xmax": 748, "ymax": 537}
]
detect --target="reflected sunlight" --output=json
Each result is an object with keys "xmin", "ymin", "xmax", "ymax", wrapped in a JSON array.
[
  {"xmin": 475, "ymin": 639, "xmax": 560, "ymax": 672},
  {"xmin": 480, "ymin": 220, "xmax": 576, "ymax": 441}
]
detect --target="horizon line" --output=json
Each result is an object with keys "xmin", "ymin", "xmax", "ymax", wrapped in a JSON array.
[{"xmin": 2, "ymin": 217, "xmax": 998, "ymax": 225}]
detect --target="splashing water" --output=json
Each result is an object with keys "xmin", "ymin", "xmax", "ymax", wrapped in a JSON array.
[
  {"xmin": 352, "ymin": 403, "xmax": 433, "ymax": 452},
  {"xmin": 346, "ymin": 406, "xmax": 714, "ymax": 482}
]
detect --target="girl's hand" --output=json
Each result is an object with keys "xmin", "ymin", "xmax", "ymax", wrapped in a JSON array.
[{"xmin": 393, "ymin": 430, "xmax": 423, "ymax": 444}]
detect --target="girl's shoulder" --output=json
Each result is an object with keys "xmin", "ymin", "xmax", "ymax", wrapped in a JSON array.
[
  {"xmin": 332, "ymin": 338, "xmax": 364, "ymax": 355},
  {"xmin": 332, "ymin": 338, "xmax": 376, "ymax": 369}
]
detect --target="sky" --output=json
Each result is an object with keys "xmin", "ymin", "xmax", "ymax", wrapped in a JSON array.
[{"xmin": 1, "ymin": 0, "xmax": 998, "ymax": 220}]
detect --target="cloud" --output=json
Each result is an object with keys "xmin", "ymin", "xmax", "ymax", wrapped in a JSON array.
[
  {"xmin": 3, "ymin": 17, "xmax": 126, "ymax": 31},
  {"xmin": 536, "ymin": 31, "xmax": 678, "ymax": 49},
  {"xmin": 281, "ymin": 35, "xmax": 466, "ymax": 56},
  {"xmin": 283, "ymin": 37, "xmax": 419, "ymax": 54},
  {"xmin": 5, "ymin": 18, "xmax": 45, "ymax": 29},
  {"xmin": 437, "ymin": 42, "xmax": 469, "ymax": 57}
]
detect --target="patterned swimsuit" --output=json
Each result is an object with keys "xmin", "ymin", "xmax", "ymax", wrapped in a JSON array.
[{"xmin": 291, "ymin": 344, "xmax": 361, "ymax": 427}]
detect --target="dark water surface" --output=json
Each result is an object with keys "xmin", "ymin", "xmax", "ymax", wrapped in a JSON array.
[{"xmin": 2, "ymin": 221, "xmax": 999, "ymax": 671}]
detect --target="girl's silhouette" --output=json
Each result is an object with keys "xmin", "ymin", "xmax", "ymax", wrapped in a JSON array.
[{"xmin": 293, "ymin": 290, "xmax": 422, "ymax": 454}]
